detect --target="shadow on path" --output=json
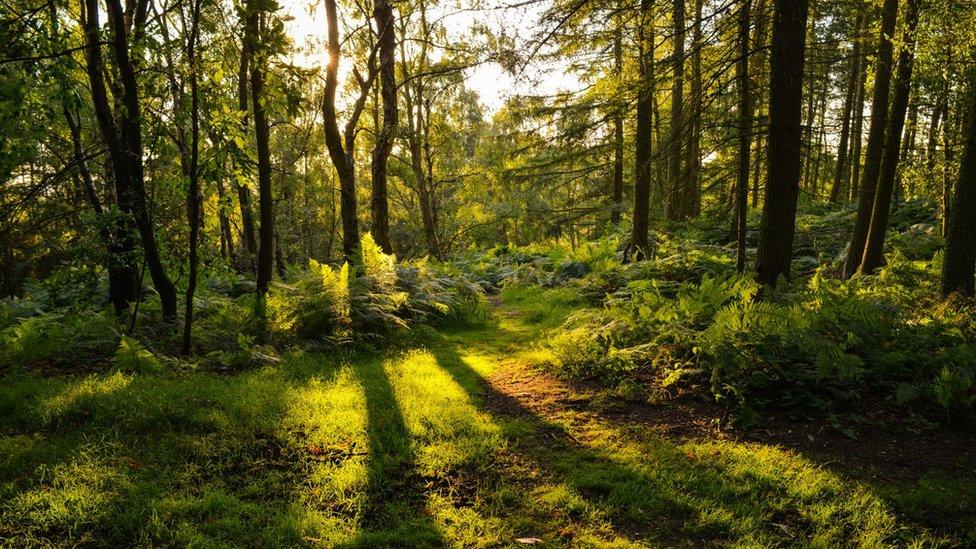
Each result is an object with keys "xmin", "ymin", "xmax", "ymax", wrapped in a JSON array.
[{"xmin": 344, "ymin": 356, "xmax": 444, "ymax": 547}]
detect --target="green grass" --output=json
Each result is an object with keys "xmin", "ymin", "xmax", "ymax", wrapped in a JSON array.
[{"xmin": 0, "ymin": 289, "xmax": 972, "ymax": 546}]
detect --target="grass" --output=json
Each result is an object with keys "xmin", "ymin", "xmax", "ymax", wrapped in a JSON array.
[{"xmin": 0, "ymin": 286, "xmax": 973, "ymax": 546}]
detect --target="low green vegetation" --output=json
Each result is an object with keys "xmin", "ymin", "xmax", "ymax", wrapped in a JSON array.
[
  {"xmin": 2, "ymin": 204, "xmax": 974, "ymax": 546},
  {"xmin": 2, "ymin": 288, "xmax": 974, "ymax": 546}
]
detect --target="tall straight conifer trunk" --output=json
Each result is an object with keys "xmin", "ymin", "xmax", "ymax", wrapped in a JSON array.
[{"xmin": 754, "ymin": 0, "xmax": 809, "ymax": 286}]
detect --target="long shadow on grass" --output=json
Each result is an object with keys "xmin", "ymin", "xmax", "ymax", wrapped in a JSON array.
[
  {"xmin": 0, "ymin": 362, "xmax": 344, "ymax": 546},
  {"xmin": 426, "ymin": 335, "xmax": 914, "ymax": 546},
  {"xmin": 344, "ymin": 356, "xmax": 444, "ymax": 547}
]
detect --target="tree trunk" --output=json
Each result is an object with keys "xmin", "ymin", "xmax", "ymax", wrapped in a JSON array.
[
  {"xmin": 942, "ymin": 70, "xmax": 976, "ymax": 297},
  {"xmin": 236, "ymin": 39, "xmax": 258, "ymax": 267},
  {"xmin": 610, "ymin": 20, "xmax": 624, "ymax": 227},
  {"xmin": 736, "ymin": 0, "xmax": 752, "ymax": 273},
  {"xmin": 665, "ymin": 0, "xmax": 685, "ymax": 221},
  {"xmin": 859, "ymin": 0, "xmax": 920, "ymax": 275},
  {"xmin": 63, "ymin": 103, "xmax": 139, "ymax": 315},
  {"xmin": 182, "ymin": 0, "xmax": 202, "ymax": 354},
  {"xmin": 750, "ymin": 0, "xmax": 769, "ymax": 208},
  {"xmin": 686, "ymin": 0, "xmax": 703, "ymax": 217},
  {"xmin": 370, "ymin": 0, "xmax": 397, "ymax": 254},
  {"xmin": 83, "ymin": 0, "xmax": 177, "ymax": 321},
  {"xmin": 848, "ymin": 30, "xmax": 869, "ymax": 202},
  {"xmin": 632, "ymin": 0, "xmax": 655, "ymax": 260},
  {"xmin": 830, "ymin": 8, "xmax": 865, "ymax": 202},
  {"xmin": 844, "ymin": 0, "xmax": 897, "ymax": 278},
  {"xmin": 754, "ymin": 0, "xmax": 809, "ymax": 286},
  {"xmin": 247, "ymin": 7, "xmax": 274, "ymax": 296}
]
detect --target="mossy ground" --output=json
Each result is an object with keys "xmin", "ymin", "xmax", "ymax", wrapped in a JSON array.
[{"xmin": 1, "ymin": 287, "xmax": 973, "ymax": 547}]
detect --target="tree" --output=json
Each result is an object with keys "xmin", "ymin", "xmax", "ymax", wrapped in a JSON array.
[
  {"xmin": 631, "ymin": 0, "xmax": 656, "ymax": 260},
  {"xmin": 245, "ymin": 1, "xmax": 275, "ymax": 298},
  {"xmin": 754, "ymin": 0, "xmax": 809, "ymax": 286},
  {"xmin": 322, "ymin": 0, "xmax": 378, "ymax": 260},
  {"xmin": 665, "ymin": 0, "xmax": 685, "ymax": 221},
  {"xmin": 942, "ymin": 69, "xmax": 976, "ymax": 297},
  {"xmin": 81, "ymin": 0, "xmax": 178, "ymax": 320},
  {"xmin": 844, "ymin": 0, "xmax": 898, "ymax": 278},
  {"xmin": 370, "ymin": 0, "xmax": 397, "ymax": 254},
  {"xmin": 830, "ymin": 7, "xmax": 865, "ymax": 203},
  {"xmin": 735, "ymin": 0, "xmax": 752, "ymax": 273},
  {"xmin": 859, "ymin": 0, "xmax": 922, "ymax": 275},
  {"xmin": 182, "ymin": 0, "xmax": 204, "ymax": 354}
]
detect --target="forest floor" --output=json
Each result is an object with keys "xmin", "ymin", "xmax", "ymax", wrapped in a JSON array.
[{"xmin": 2, "ymin": 289, "xmax": 975, "ymax": 546}]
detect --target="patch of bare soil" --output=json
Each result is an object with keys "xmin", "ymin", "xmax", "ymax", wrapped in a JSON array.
[{"xmin": 478, "ymin": 359, "xmax": 976, "ymax": 482}]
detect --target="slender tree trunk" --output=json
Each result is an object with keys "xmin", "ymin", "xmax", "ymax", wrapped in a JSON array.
[
  {"xmin": 830, "ymin": 8, "xmax": 865, "ymax": 202},
  {"xmin": 236, "ymin": 39, "xmax": 258, "ymax": 267},
  {"xmin": 926, "ymin": 87, "xmax": 947, "ymax": 172},
  {"xmin": 736, "ymin": 0, "xmax": 752, "ymax": 273},
  {"xmin": 632, "ymin": 0, "xmax": 655, "ymax": 260},
  {"xmin": 754, "ymin": 0, "xmax": 809, "ymax": 286},
  {"xmin": 686, "ymin": 0, "xmax": 703, "ymax": 217},
  {"xmin": 849, "ymin": 35, "xmax": 868, "ymax": 202},
  {"xmin": 942, "ymin": 70, "xmax": 976, "ymax": 297},
  {"xmin": 844, "ymin": 0, "xmax": 897, "ymax": 278},
  {"xmin": 182, "ymin": 0, "xmax": 202, "ymax": 354},
  {"xmin": 610, "ymin": 20, "xmax": 624, "ymax": 227},
  {"xmin": 247, "ymin": 7, "xmax": 274, "ymax": 296},
  {"xmin": 859, "ymin": 0, "xmax": 920, "ymax": 275},
  {"xmin": 370, "ymin": 0, "xmax": 397, "ymax": 254},
  {"xmin": 666, "ymin": 0, "xmax": 685, "ymax": 221},
  {"xmin": 750, "ymin": 0, "xmax": 768, "ymax": 208},
  {"xmin": 898, "ymin": 95, "xmax": 919, "ymax": 200}
]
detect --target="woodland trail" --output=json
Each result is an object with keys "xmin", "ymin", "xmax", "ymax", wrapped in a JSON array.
[{"xmin": 2, "ymin": 297, "xmax": 973, "ymax": 546}]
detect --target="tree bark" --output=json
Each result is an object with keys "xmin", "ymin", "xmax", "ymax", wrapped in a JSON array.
[
  {"xmin": 370, "ymin": 0, "xmax": 397, "ymax": 254},
  {"xmin": 844, "ymin": 0, "xmax": 897, "ymax": 278},
  {"xmin": 665, "ymin": 0, "xmax": 685, "ymax": 221},
  {"xmin": 632, "ymin": 0, "xmax": 655, "ymax": 260},
  {"xmin": 322, "ymin": 0, "xmax": 377, "ymax": 261},
  {"xmin": 859, "ymin": 0, "xmax": 920, "ymax": 275},
  {"xmin": 942, "ymin": 69, "xmax": 976, "ymax": 297},
  {"xmin": 236, "ymin": 37, "xmax": 258, "ymax": 268},
  {"xmin": 82, "ymin": 0, "xmax": 177, "ymax": 320},
  {"xmin": 246, "ymin": 7, "xmax": 274, "ymax": 296},
  {"xmin": 686, "ymin": 0, "xmax": 703, "ymax": 217},
  {"xmin": 182, "ymin": 0, "xmax": 203, "ymax": 354},
  {"xmin": 830, "ymin": 8, "xmax": 865, "ymax": 202},
  {"xmin": 736, "ymin": 0, "xmax": 752, "ymax": 273},
  {"xmin": 610, "ymin": 20, "xmax": 624, "ymax": 227},
  {"xmin": 754, "ymin": 0, "xmax": 809, "ymax": 286}
]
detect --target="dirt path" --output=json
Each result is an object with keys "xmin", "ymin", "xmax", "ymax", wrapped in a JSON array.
[{"xmin": 471, "ymin": 301, "xmax": 976, "ymax": 484}]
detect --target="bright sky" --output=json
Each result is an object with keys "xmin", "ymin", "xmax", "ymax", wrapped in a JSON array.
[{"xmin": 279, "ymin": 0, "xmax": 583, "ymax": 114}]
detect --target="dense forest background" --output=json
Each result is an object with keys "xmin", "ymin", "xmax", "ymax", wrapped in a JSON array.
[{"xmin": 4, "ymin": 0, "xmax": 976, "ymax": 544}]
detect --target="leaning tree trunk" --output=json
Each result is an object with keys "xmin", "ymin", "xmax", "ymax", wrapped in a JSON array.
[
  {"xmin": 370, "ymin": 0, "xmax": 397, "ymax": 254},
  {"xmin": 735, "ymin": 0, "xmax": 752, "ymax": 273},
  {"xmin": 941, "ymin": 69, "xmax": 976, "ymax": 297},
  {"xmin": 631, "ymin": 0, "xmax": 655, "ymax": 260},
  {"xmin": 754, "ymin": 0, "xmax": 809, "ymax": 286},
  {"xmin": 844, "ymin": 0, "xmax": 898, "ymax": 278},
  {"xmin": 859, "ymin": 0, "xmax": 921, "ymax": 275}
]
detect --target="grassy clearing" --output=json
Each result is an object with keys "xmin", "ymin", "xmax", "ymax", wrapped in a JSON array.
[{"xmin": 1, "ymin": 288, "xmax": 973, "ymax": 546}]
